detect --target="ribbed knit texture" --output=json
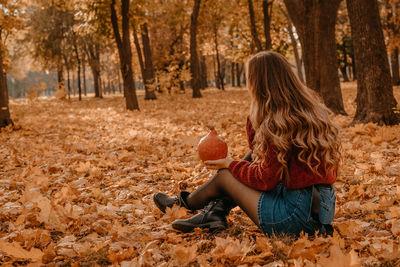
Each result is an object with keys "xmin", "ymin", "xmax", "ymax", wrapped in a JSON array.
[{"xmin": 228, "ymin": 118, "xmax": 337, "ymax": 191}]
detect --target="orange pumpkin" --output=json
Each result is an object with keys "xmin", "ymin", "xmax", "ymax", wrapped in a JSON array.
[{"xmin": 197, "ymin": 129, "xmax": 228, "ymax": 161}]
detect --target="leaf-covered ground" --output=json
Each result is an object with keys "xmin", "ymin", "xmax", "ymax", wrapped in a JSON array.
[{"xmin": 1, "ymin": 83, "xmax": 400, "ymax": 266}]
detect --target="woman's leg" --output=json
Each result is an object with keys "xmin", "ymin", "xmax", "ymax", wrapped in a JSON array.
[{"xmin": 186, "ymin": 169, "xmax": 261, "ymax": 226}]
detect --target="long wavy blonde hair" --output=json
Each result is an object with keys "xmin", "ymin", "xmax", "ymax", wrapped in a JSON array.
[{"xmin": 247, "ymin": 51, "xmax": 340, "ymax": 180}]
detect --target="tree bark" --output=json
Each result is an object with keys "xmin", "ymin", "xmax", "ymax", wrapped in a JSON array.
[
  {"xmin": 99, "ymin": 76, "xmax": 104, "ymax": 96},
  {"xmin": 391, "ymin": 47, "xmax": 400, "ymax": 85},
  {"xmin": 102, "ymin": 78, "xmax": 106, "ymax": 95},
  {"xmin": 141, "ymin": 23, "xmax": 156, "ymax": 100},
  {"xmin": 200, "ymin": 55, "xmax": 208, "ymax": 89},
  {"xmin": 231, "ymin": 61, "xmax": 235, "ymax": 86},
  {"xmin": 248, "ymin": 0, "xmax": 263, "ymax": 52},
  {"xmin": 132, "ymin": 26, "xmax": 146, "ymax": 90},
  {"xmin": 347, "ymin": 0, "xmax": 399, "ymax": 125},
  {"xmin": 133, "ymin": 23, "xmax": 157, "ymax": 99},
  {"xmin": 66, "ymin": 68, "xmax": 71, "ymax": 100},
  {"xmin": 91, "ymin": 67, "xmax": 100, "ymax": 98},
  {"xmin": 0, "ymin": 36, "xmax": 12, "ymax": 128},
  {"xmin": 57, "ymin": 63, "xmax": 64, "ymax": 86},
  {"xmin": 236, "ymin": 63, "xmax": 242, "ymax": 87},
  {"xmin": 82, "ymin": 55, "xmax": 87, "ymax": 96},
  {"xmin": 85, "ymin": 41, "xmax": 102, "ymax": 98},
  {"xmin": 190, "ymin": 0, "xmax": 202, "ymax": 98},
  {"xmin": 213, "ymin": 27, "xmax": 224, "ymax": 91},
  {"xmin": 110, "ymin": 0, "xmax": 139, "ymax": 110},
  {"xmin": 284, "ymin": 0, "xmax": 346, "ymax": 115},
  {"xmin": 221, "ymin": 60, "xmax": 226, "ymax": 87},
  {"xmin": 280, "ymin": 6, "xmax": 304, "ymax": 83},
  {"xmin": 73, "ymin": 33, "xmax": 82, "ymax": 101},
  {"xmin": 262, "ymin": 0, "xmax": 273, "ymax": 50},
  {"xmin": 72, "ymin": 71, "xmax": 76, "ymax": 96}
]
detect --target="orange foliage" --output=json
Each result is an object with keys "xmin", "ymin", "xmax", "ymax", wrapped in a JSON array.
[{"xmin": 0, "ymin": 84, "xmax": 399, "ymax": 265}]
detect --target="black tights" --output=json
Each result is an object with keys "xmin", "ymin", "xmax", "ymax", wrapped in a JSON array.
[{"xmin": 186, "ymin": 151, "xmax": 261, "ymax": 226}]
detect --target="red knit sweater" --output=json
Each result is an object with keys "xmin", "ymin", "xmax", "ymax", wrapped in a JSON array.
[{"xmin": 228, "ymin": 118, "xmax": 337, "ymax": 191}]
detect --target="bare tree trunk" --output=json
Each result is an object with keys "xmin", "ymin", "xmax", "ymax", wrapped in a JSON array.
[
  {"xmin": 66, "ymin": 68, "xmax": 71, "ymax": 100},
  {"xmin": 236, "ymin": 63, "xmax": 242, "ymax": 87},
  {"xmin": 281, "ymin": 6, "xmax": 304, "ymax": 83},
  {"xmin": 110, "ymin": 0, "xmax": 139, "ymax": 110},
  {"xmin": 284, "ymin": 0, "xmax": 346, "ymax": 115},
  {"xmin": 262, "ymin": 0, "xmax": 273, "ymax": 50},
  {"xmin": 102, "ymin": 78, "xmax": 106, "ymax": 95},
  {"xmin": 213, "ymin": 55, "xmax": 219, "ymax": 89},
  {"xmin": 213, "ymin": 27, "xmax": 224, "ymax": 91},
  {"xmin": 133, "ymin": 23, "xmax": 157, "ymax": 100},
  {"xmin": 85, "ymin": 41, "xmax": 102, "ymax": 98},
  {"xmin": 82, "ymin": 56, "xmax": 87, "ymax": 96},
  {"xmin": 73, "ymin": 34, "xmax": 82, "ymax": 101},
  {"xmin": 77, "ymin": 66, "xmax": 81, "ymax": 100},
  {"xmin": 221, "ymin": 60, "xmax": 226, "ymax": 88},
  {"xmin": 57, "ymin": 62, "xmax": 64, "ymax": 86},
  {"xmin": 141, "ymin": 23, "xmax": 156, "ymax": 100},
  {"xmin": 200, "ymin": 55, "xmax": 208, "ymax": 89},
  {"xmin": 190, "ymin": 0, "xmax": 202, "ymax": 98},
  {"xmin": 248, "ymin": 0, "xmax": 263, "ymax": 52},
  {"xmin": 99, "ymin": 75, "xmax": 104, "ymax": 97},
  {"xmin": 94, "ymin": 45, "xmax": 102, "ymax": 98},
  {"xmin": 0, "ymin": 35, "xmax": 12, "ymax": 128},
  {"xmin": 391, "ymin": 47, "xmax": 400, "ymax": 85},
  {"xmin": 72, "ymin": 71, "xmax": 76, "ymax": 96},
  {"xmin": 91, "ymin": 67, "xmax": 100, "ymax": 98},
  {"xmin": 347, "ymin": 0, "xmax": 399, "ymax": 125},
  {"xmin": 231, "ymin": 61, "xmax": 235, "ymax": 86},
  {"xmin": 132, "ymin": 26, "xmax": 146, "ymax": 89}
]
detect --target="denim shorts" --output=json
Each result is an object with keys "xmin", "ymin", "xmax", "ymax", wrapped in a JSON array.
[{"xmin": 257, "ymin": 183, "xmax": 335, "ymax": 236}]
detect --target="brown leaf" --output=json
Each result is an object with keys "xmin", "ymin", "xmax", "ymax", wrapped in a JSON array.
[
  {"xmin": 0, "ymin": 241, "xmax": 43, "ymax": 262},
  {"xmin": 172, "ymin": 244, "xmax": 197, "ymax": 265},
  {"xmin": 318, "ymin": 246, "xmax": 361, "ymax": 267}
]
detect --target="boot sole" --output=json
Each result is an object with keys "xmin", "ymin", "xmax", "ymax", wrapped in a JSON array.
[{"xmin": 172, "ymin": 220, "xmax": 227, "ymax": 233}]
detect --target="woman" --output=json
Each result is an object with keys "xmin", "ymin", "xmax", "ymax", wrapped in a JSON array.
[{"xmin": 153, "ymin": 51, "xmax": 340, "ymax": 236}]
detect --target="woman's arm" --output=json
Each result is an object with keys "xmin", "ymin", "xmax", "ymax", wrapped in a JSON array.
[
  {"xmin": 203, "ymin": 150, "xmax": 252, "ymax": 169},
  {"xmin": 228, "ymin": 157, "xmax": 281, "ymax": 191},
  {"xmin": 205, "ymin": 149, "xmax": 281, "ymax": 191}
]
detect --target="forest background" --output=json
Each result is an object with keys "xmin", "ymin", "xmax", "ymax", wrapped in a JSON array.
[{"xmin": 0, "ymin": 0, "xmax": 400, "ymax": 266}]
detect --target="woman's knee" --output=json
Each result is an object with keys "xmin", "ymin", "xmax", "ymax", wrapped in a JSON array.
[{"xmin": 214, "ymin": 169, "xmax": 235, "ymax": 187}]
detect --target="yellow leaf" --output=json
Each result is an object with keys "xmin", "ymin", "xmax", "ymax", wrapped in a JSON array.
[
  {"xmin": 172, "ymin": 244, "xmax": 197, "ymax": 265},
  {"xmin": 76, "ymin": 161, "xmax": 91, "ymax": 173},
  {"xmin": 318, "ymin": 246, "xmax": 360, "ymax": 267},
  {"xmin": 0, "ymin": 241, "xmax": 43, "ymax": 262}
]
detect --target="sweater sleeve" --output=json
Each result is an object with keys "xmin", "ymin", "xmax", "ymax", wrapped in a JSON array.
[
  {"xmin": 228, "ymin": 147, "xmax": 282, "ymax": 191},
  {"xmin": 246, "ymin": 117, "xmax": 256, "ymax": 150}
]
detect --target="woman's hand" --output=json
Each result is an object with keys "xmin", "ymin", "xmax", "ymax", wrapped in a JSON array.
[{"xmin": 204, "ymin": 158, "xmax": 234, "ymax": 170}]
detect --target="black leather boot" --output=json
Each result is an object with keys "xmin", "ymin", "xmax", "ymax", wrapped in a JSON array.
[
  {"xmin": 153, "ymin": 191, "xmax": 191, "ymax": 213},
  {"xmin": 172, "ymin": 197, "xmax": 235, "ymax": 233}
]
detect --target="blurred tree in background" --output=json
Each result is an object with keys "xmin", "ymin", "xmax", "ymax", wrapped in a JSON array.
[{"xmin": 1, "ymin": 0, "xmax": 399, "ymax": 128}]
